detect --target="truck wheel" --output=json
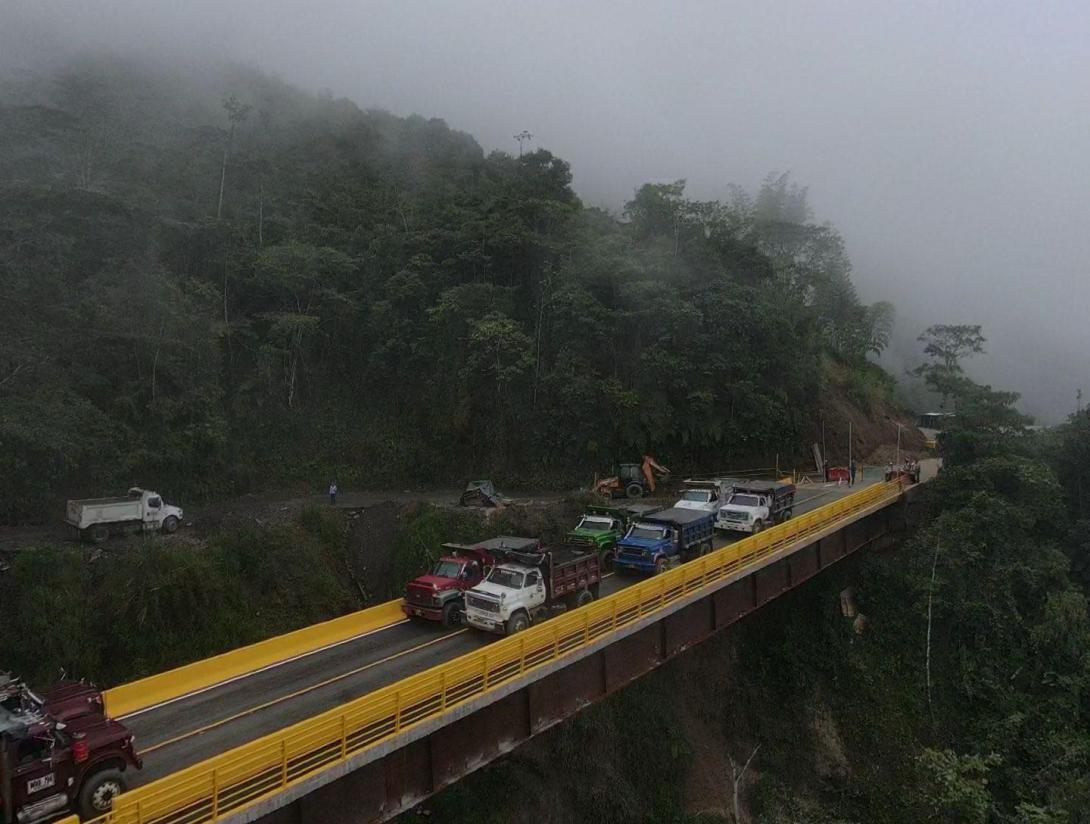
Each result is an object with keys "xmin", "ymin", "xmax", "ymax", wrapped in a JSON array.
[
  {"xmin": 782, "ymin": 510, "xmax": 793, "ymax": 522},
  {"xmin": 506, "ymin": 611, "xmax": 530, "ymax": 635},
  {"xmin": 79, "ymin": 768, "xmax": 127, "ymax": 818},
  {"xmin": 753, "ymin": 520, "xmax": 766, "ymax": 533},
  {"xmin": 441, "ymin": 601, "xmax": 461, "ymax": 628},
  {"xmin": 700, "ymin": 540, "xmax": 713, "ymax": 556},
  {"xmin": 90, "ymin": 524, "xmax": 110, "ymax": 544},
  {"xmin": 601, "ymin": 551, "xmax": 615, "ymax": 572},
  {"xmin": 575, "ymin": 589, "xmax": 594, "ymax": 608},
  {"xmin": 162, "ymin": 515, "xmax": 179, "ymax": 534},
  {"xmin": 654, "ymin": 557, "xmax": 666, "ymax": 575},
  {"xmin": 625, "ymin": 483, "xmax": 644, "ymax": 499}
]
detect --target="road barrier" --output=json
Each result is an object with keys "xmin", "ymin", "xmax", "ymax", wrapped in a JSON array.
[
  {"xmin": 80, "ymin": 480, "xmax": 904, "ymax": 824},
  {"xmin": 104, "ymin": 600, "xmax": 406, "ymax": 718}
]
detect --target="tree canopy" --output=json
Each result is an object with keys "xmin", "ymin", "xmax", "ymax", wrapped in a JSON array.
[{"xmin": 0, "ymin": 58, "xmax": 895, "ymax": 521}]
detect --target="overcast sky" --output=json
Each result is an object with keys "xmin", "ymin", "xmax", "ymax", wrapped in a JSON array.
[{"xmin": 8, "ymin": 0, "xmax": 1090, "ymax": 422}]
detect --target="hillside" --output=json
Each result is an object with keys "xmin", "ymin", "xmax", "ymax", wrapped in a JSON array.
[
  {"xmin": 400, "ymin": 412, "xmax": 1090, "ymax": 824},
  {"xmin": 1, "ymin": 56, "xmax": 901, "ymax": 524}
]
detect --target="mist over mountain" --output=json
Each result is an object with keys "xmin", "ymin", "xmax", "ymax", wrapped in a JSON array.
[{"xmin": 5, "ymin": 0, "xmax": 1089, "ymax": 425}]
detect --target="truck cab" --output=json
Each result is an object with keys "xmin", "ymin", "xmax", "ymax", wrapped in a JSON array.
[
  {"xmin": 566, "ymin": 504, "xmax": 662, "ymax": 570},
  {"xmin": 464, "ymin": 548, "xmax": 601, "ymax": 636},
  {"xmin": 401, "ymin": 536, "xmax": 540, "ymax": 627},
  {"xmin": 614, "ymin": 508, "xmax": 715, "ymax": 575},
  {"xmin": 1, "ymin": 673, "xmax": 141, "ymax": 824},
  {"xmin": 715, "ymin": 481, "xmax": 796, "ymax": 534}
]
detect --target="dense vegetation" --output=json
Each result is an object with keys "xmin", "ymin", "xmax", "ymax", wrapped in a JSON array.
[
  {"xmin": 0, "ymin": 508, "xmax": 356, "ymax": 685},
  {"xmin": 0, "ymin": 56, "xmax": 895, "ymax": 523}
]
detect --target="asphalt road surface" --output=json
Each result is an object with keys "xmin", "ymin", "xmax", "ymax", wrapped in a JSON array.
[{"xmin": 125, "ymin": 473, "xmax": 883, "ymax": 786}]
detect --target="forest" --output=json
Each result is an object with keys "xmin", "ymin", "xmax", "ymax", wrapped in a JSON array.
[
  {"xmin": 3, "ymin": 53, "xmax": 1089, "ymax": 824},
  {"xmin": 0, "ymin": 57, "xmax": 894, "ymax": 523}
]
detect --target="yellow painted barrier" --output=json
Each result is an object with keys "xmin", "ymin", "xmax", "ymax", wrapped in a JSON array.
[
  {"xmin": 84, "ymin": 480, "xmax": 904, "ymax": 824},
  {"xmin": 103, "ymin": 599, "xmax": 406, "ymax": 718}
]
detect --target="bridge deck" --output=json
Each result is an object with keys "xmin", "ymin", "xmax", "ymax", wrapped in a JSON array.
[{"xmin": 124, "ymin": 473, "xmax": 881, "ymax": 785}]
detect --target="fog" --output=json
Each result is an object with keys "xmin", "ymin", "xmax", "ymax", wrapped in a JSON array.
[{"xmin": 7, "ymin": 0, "xmax": 1089, "ymax": 422}]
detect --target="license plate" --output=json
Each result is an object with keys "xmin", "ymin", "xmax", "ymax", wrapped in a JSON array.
[{"xmin": 27, "ymin": 774, "xmax": 56, "ymax": 794}]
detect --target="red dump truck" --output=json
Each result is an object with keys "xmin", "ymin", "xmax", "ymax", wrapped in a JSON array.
[{"xmin": 1, "ymin": 673, "xmax": 141, "ymax": 823}]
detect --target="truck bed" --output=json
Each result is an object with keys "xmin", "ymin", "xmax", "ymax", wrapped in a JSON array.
[
  {"xmin": 66, "ymin": 497, "xmax": 143, "ymax": 527},
  {"xmin": 645, "ymin": 507, "xmax": 716, "ymax": 526},
  {"xmin": 547, "ymin": 551, "xmax": 600, "ymax": 600}
]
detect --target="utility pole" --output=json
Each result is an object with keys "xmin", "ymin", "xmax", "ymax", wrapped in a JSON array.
[
  {"xmin": 896, "ymin": 423, "xmax": 903, "ymax": 467},
  {"xmin": 1078, "ymin": 388, "xmax": 1083, "ymax": 416},
  {"xmin": 848, "ymin": 420, "xmax": 853, "ymax": 486},
  {"xmin": 513, "ymin": 130, "xmax": 533, "ymax": 158}
]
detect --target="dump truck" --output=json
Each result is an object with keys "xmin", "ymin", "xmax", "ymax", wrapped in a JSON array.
[
  {"xmin": 565, "ymin": 503, "xmax": 662, "ymax": 570},
  {"xmin": 463, "ymin": 547, "xmax": 602, "ymax": 636},
  {"xmin": 1, "ymin": 673, "xmax": 141, "ymax": 823},
  {"xmin": 715, "ymin": 481, "xmax": 796, "ymax": 533},
  {"xmin": 66, "ymin": 488, "xmax": 184, "ymax": 543},
  {"xmin": 401, "ymin": 536, "xmax": 541, "ymax": 626},
  {"xmin": 674, "ymin": 478, "xmax": 739, "ymax": 513},
  {"xmin": 614, "ymin": 507, "xmax": 715, "ymax": 575}
]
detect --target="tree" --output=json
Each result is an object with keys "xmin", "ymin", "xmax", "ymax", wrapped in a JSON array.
[
  {"xmin": 916, "ymin": 324, "xmax": 986, "ymax": 372},
  {"xmin": 865, "ymin": 300, "xmax": 896, "ymax": 356},
  {"xmin": 917, "ymin": 749, "xmax": 1000, "ymax": 823},
  {"xmin": 217, "ymin": 95, "xmax": 252, "ymax": 220},
  {"xmin": 914, "ymin": 324, "xmax": 987, "ymax": 411}
]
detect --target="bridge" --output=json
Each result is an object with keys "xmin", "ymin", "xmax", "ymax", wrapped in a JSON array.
[{"xmin": 66, "ymin": 472, "xmax": 927, "ymax": 824}]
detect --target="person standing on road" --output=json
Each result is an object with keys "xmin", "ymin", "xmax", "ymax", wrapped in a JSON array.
[
  {"xmin": 329, "ymin": 481, "xmax": 338, "ymax": 506},
  {"xmin": 850, "ymin": 461, "xmax": 857, "ymax": 487}
]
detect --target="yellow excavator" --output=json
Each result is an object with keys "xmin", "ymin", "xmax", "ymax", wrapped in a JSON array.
[{"xmin": 593, "ymin": 455, "xmax": 670, "ymax": 499}]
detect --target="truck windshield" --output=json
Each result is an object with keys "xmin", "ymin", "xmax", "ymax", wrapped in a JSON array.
[
  {"xmin": 628, "ymin": 524, "xmax": 667, "ymax": 540},
  {"xmin": 681, "ymin": 490, "xmax": 712, "ymax": 502},
  {"xmin": 487, "ymin": 568, "xmax": 525, "ymax": 589},
  {"xmin": 432, "ymin": 560, "xmax": 464, "ymax": 578},
  {"xmin": 727, "ymin": 494, "xmax": 761, "ymax": 507},
  {"xmin": 577, "ymin": 516, "xmax": 613, "ymax": 531}
]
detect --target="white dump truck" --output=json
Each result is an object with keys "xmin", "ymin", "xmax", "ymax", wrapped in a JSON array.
[
  {"xmin": 715, "ymin": 481, "xmax": 796, "ymax": 534},
  {"xmin": 464, "ymin": 547, "xmax": 601, "ymax": 636},
  {"xmin": 65, "ymin": 488, "xmax": 184, "ymax": 543},
  {"xmin": 674, "ymin": 478, "xmax": 739, "ymax": 513}
]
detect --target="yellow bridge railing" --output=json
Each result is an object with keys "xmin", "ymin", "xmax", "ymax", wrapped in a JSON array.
[
  {"xmin": 104, "ymin": 601, "xmax": 406, "ymax": 718},
  {"xmin": 72, "ymin": 480, "xmax": 904, "ymax": 824}
]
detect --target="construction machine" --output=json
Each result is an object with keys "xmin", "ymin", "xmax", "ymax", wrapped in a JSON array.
[{"xmin": 592, "ymin": 455, "xmax": 670, "ymax": 499}]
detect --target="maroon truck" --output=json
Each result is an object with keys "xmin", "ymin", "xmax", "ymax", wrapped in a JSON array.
[
  {"xmin": 401, "ymin": 536, "xmax": 541, "ymax": 627},
  {"xmin": 1, "ymin": 673, "xmax": 141, "ymax": 823}
]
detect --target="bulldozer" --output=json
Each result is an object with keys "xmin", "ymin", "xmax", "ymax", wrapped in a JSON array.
[{"xmin": 593, "ymin": 455, "xmax": 670, "ymax": 499}]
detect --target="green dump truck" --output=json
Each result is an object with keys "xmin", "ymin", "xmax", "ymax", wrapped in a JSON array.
[{"xmin": 566, "ymin": 503, "xmax": 662, "ymax": 571}]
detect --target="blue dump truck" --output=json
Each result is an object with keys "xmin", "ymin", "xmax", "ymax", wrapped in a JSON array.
[{"xmin": 614, "ymin": 507, "xmax": 716, "ymax": 575}]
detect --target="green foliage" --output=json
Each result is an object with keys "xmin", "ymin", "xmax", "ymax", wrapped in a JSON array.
[
  {"xmin": 385, "ymin": 505, "xmax": 484, "ymax": 595},
  {"xmin": 1, "ymin": 57, "xmax": 889, "ymax": 523},
  {"xmin": 0, "ymin": 516, "xmax": 355, "ymax": 686},
  {"xmin": 916, "ymin": 749, "xmax": 1000, "ymax": 823}
]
